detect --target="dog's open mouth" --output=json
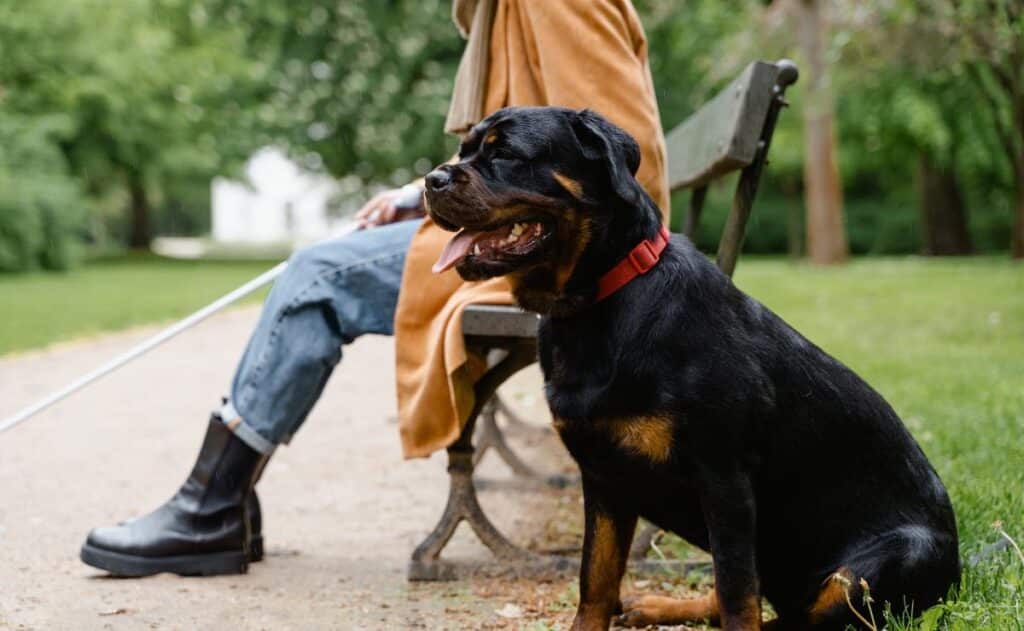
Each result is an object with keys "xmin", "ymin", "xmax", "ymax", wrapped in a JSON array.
[{"xmin": 432, "ymin": 220, "xmax": 549, "ymax": 273}]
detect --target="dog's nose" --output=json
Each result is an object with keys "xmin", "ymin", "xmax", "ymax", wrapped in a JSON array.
[{"xmin": 425, "ymin": 169, "xmax": 452, "ymax": 192}]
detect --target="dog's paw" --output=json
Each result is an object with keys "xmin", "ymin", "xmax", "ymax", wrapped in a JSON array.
[{"xmin": 615, "ymin": 594, "xmax": 690, "ymax": 628}]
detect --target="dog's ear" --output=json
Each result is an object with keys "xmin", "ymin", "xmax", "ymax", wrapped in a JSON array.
[{"xmin": 570, "ymin": 109, "xmax": 642, "ymax": 205}]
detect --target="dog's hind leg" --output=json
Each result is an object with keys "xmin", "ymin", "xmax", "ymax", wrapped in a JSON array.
[
  {"xmin": 618, "ymin": 592, "xmax": 808, "ymax": 630},
  {"xmin": 792, "ymin": 526, "xmax": 960, "ymax": 630}
]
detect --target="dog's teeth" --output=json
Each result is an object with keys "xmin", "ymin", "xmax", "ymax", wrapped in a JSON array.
[
  {"xmin": 473, "ymin": 244, "xmax": 482, "ymax": 255},
  {"xmin": 511, "ymin": 223, "xmax": 524, "ymax": 236}
]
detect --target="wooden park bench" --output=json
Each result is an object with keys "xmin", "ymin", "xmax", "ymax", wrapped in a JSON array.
[{"xmin": 408, "ymin": 59, "xmax": 800, "ymax": 581}]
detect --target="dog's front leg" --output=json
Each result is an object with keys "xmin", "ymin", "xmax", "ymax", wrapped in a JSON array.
[
  {"xmin": 698, "ymin": 465, "xmax": 762, "ymax": 631},
  {"xmin": 570, "ymin": 474, "xmax": 638, "ymax": 631}
]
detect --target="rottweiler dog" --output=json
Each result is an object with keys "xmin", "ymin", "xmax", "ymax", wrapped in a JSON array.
[{"xmin": 424, "ymin": 106, "xmax": 960, "ymax": 631}]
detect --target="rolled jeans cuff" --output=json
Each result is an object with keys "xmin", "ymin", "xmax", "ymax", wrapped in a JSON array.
[{"xmin": 218, "ymin": 399, "xmax": 277, "ymax": 455}]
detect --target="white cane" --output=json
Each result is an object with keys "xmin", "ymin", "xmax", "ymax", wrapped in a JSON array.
[{"xmin": 0, "ymin": 222, "xmax": 365, "ymax": 435}]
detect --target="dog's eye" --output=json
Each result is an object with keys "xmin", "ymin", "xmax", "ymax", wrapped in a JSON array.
[{"xmin": 491, "ymin": 148, "xmax": 521, "ymax": 163}]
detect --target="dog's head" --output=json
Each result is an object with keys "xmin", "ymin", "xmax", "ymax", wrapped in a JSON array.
[{"xmin": 425, "ymin": 106, "xmax": 660, "ymax": 314}]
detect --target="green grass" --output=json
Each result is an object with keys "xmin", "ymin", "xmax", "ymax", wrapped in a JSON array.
[
  {"xmin": 733, "ymin": 257, "xmax": 1023, "ymax": 630},
  {"xmin": 0, "ymin": 254, "xmax": 275, "ymax": 355}
]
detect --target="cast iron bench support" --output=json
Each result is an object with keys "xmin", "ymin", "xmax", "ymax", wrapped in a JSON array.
[
  {"xmin": 473, "ymin": 400, "xmax": 545, "ymax": 479},
  {"xmin": 408, "ymin": 332, "xmax": 582, "ymax": 580},
  {"xmin": 408, "ymin": 59, "xmax": 798, "ymax": 581}
]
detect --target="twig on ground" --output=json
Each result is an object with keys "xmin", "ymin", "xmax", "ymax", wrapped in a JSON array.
[
  {"xmin": 992, "ymin": 520, "xmax": 1024, "ymax": 566},
  {"xmin": 648, "ymin": 531, "xmax": 668, "ymax": 562}
]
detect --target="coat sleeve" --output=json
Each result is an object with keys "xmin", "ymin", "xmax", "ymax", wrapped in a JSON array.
[{"xmin": 508, "ymin": 0, "xmax": 669, "ymax": 213}]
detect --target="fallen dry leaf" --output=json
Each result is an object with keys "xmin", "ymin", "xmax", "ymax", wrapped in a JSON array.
[{"xmin": 494, "ymin": 603, "xmax": 523, "ymax": 619}]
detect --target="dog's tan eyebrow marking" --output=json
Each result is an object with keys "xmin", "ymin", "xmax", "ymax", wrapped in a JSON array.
[
  {"xmin": 459, "ymin": 123, "xmax": 487, "ymax": 156},
  {"xmin": 552, "ymin": 172, "xmax": 584, "ymax": 199}
]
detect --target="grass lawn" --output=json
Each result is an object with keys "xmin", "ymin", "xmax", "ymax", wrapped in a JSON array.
[
  {"xmin": 732, "ymin": 257, "xmax": 1024, "ymax": 630},
  {"xmin": 2, "ymin": 254, "xmax": 1022, "ymax": 628},
  {"xmin": 0, "ymin": 254, "xmax": 275, "ymax": 356}
]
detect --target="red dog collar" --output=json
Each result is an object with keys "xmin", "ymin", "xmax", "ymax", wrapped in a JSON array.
[{"xmin": 594, "ymin": 226, "xmax": 671, "ymax": 302}]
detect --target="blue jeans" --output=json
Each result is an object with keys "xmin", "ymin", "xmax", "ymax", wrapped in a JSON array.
[{"xmin": 219, "ymin": 219, "xmax": 421, "ymax": 453}]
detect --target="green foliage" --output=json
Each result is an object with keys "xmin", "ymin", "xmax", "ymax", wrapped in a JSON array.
[
  {"xmin": 0, "ymin": 0, "xmax": 1019, "ymax": 271},
  {"xmin": 740, "ymin": 0, "xmax": 1019, "ymax": 254},
  {"xmin": 0, "ymin": 0, "xmax": 272, "ymax": 252},
  {"xmin": 0, "ymin": 113, "xmax": 85, "ymax": 272},
  {"xmin": 675, "ymin": 182, "xmax": 926, "ymax": 256},
  {"xmin": 637, "ymin": 0, "xmax": 757, "ymax": 130},
  {"xmin": 202, "ymin": 0, "xmax": 464, "ymax": 194},
  {"xmin": 829, "ymin": 1, "xmax": 1016, "ymax": 208}
]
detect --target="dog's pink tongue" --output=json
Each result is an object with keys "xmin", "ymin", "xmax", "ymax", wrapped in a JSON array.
[{"xmin": 432, "ymin": 230, "xmax": 477, "ymax": 273}]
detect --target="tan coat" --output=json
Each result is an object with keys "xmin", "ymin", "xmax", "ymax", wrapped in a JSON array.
[{"xmin": 395, "ymin": 0, "xmax": 670, "ymax": 458}]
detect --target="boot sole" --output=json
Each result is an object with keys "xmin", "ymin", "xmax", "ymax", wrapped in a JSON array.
[{"xmin": 80, "ymin": 543, "xmax": 248, "ymax": 577}]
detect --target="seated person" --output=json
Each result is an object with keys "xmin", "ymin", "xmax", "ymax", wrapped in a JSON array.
[{"xmin": 81, "ymin": 0, "xmax": 670, "ymax": 576}]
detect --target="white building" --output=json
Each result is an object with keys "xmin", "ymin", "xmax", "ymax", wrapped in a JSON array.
[{"xmin": 211, "ymin": 147, "xmax": 345, "ymax": 245}]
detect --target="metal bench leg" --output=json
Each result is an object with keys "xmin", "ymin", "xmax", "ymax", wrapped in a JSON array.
[
  {"xmin": 472, "ymin": 399, "xmax": 544, "ymax": 478},
  {"xmin": 629, "ymin": 522, "xmax": 663, "ymax": 560},
  {"xmin": 494, "ymin": 394, "xmax": 553, "ymax": 438},
  {"xmin": 408, "ymin": 446, "xmax": 533, "ymax": 581},
  {"xmin": 627, "ymin": 522, "xmax": 713, "ymax": 577},
  {"xmin": 685, "ymin": 185, "xmax": 708, "ymax": 240},
  {"xmin": 474, "ymin": 394, "xmax": 577, "ymax": 489},
  {"xmin": 409, "ymin": 341, "xmax": 574, "ymax": 580}
]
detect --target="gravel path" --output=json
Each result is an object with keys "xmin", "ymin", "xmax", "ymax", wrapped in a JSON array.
[{"xmin": 0, "ymin": 306, "xmax": 579, "ymax": 630}]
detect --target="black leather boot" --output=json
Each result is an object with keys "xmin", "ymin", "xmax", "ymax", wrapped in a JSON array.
[
  {"xmin": 247, "ymin": 465, "xmax": 265, "ymax": 562},
  {"xmin": 81, "ymin": 417, "xmax": 269, "ymax": 576}
]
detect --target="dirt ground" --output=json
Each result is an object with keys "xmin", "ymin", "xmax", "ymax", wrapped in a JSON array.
[
  {"xmin": 0, "ymin": 306, "xmax": 607, "ymax": 630},
  {"xmin": 0, "ymin": 305, "xmax": 709, "ymax": 630}
]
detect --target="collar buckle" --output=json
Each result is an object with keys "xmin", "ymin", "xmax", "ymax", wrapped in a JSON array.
[
  {"xmin": 593, "ymin": 225, "xmax": 670, "ymax": 304},
  {"xmin": 627, "ymin": 241, "xmax": 658, "ymax": 274}
]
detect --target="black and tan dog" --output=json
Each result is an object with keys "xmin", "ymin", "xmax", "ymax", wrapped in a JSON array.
[{"xmin": 424, "ymin": 106, "xmax": 959, "ymax": 631}]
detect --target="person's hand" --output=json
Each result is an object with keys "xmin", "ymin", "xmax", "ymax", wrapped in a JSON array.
[{"xmin": 355, "ymin": 184, "xmax": 425, "ymax": 229}]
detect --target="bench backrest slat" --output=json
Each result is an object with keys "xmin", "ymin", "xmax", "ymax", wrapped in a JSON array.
[{"xmin": 666, "ymin": 60, "xmax": 780, "ymax": 192}]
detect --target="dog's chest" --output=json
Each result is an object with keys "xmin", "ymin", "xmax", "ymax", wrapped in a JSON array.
[
  {"xmin": 539, "ymin": 317, "xmax": 678, "ymax": 466},
  {"xmin": 552, "ymin": 414, "xmax": 675, "ymax": 467}
]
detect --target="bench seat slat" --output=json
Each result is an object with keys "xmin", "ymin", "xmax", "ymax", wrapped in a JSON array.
[{"xmin": 463, "ymin": 304, "xmax": 539, "ymax": 338}]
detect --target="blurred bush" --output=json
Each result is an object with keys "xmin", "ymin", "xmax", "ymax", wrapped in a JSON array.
[
  {"xmin": 0, "ymin": 113, "xmax": 85, "ymax": 272},
  {"xmin": 648, "ymin": 0, "xmax": 1018, "ymax": 257},
  {"xmin": 676, "ymin": 185, "xmax": 925, "ymax": 257}
]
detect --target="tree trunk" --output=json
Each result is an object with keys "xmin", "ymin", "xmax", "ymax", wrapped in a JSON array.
[
  {"xmin": 794, "ymin": 0, "xmax": 848, "ymax": 264},
  {"xmin": 917, "ymin": 154, "xmax": 973, "ymax": 256},
  {"xmin": 127, "ymin": 171, "xmax": 151, "ymax": 249}
]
